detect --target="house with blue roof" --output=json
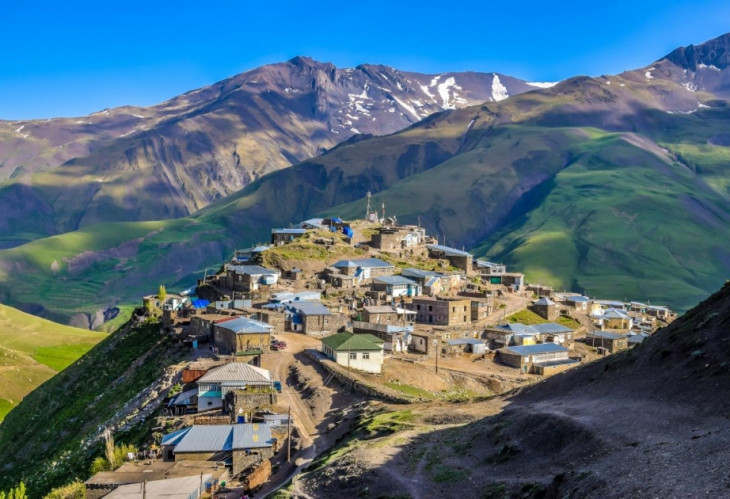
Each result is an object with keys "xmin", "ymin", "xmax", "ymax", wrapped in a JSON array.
[
  {"xmin": 426, "ymin": 244, "xmax": 473, "ymax": 272},
  {"xmin": 160, "ymin": 423, "xmax": 276, "ymax": 477},
  {"xmin": 331, "ymin": 258, "xmax": 395, "ymax": 278},
  {"xmin": 496, "ymin": 343, "xmax": 578, "ymax": 375},
  {"xmin": 213, "ymin": 316, "xmax": 274, "ymax": 355},
  {"xmin": 401, "ymin": 268, "xmax": 461, "ymax": 296},
  {"xmin": 286, "ymin": 300, "xmax": 336, "ymax": 336},
  {"xmin": 484, "ymin": 322, "xmax": 574, "ymax": 349},
  {"xmin": 371, "ymin": 275, "xmax": 422, "ymax": 298}
]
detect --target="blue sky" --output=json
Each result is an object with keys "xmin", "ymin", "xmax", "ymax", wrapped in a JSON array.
[{"xmin": 2, "ymin": 0, "xmax": 730, "ymax": 119}]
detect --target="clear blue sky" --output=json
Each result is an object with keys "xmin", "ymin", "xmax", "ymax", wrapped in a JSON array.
[{"xmin": 2, "ymin": 0, "xmax": 730, "ymax": 119}]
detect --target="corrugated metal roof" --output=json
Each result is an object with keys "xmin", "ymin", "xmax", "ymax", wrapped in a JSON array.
[
  {"xmin": 402, "ymin": 268, "xmax": 441, "ymax": 278},
  {"xmin": 446, "ymin": 338, "xmax": 483, "ymax": 345},
  {"xmin": 426, "ymin": 244, "xmax": 472, "ymax": 257},
  {"xmin": 533, "ymin": 297, "xmax": 556, "ymax": 306},
  {"xmin": 228, "ymin": 265, "xmax": 278, "ymax": 276},
  {"xmin": 566, "ymin": 295, "xmax": 590, "ymax": 302},
  {"xmin": 167, "ymin": 388, "xmax": 199, "ymax": 407},
  {"xmin": 160, "ymin": 427, "xmax": 190, "ymax": 447},
  {"xmin": 587, "ymin": 331, "xmax": 627, "ymax": 340},
  {"xmin": 288, "ymin": 300, "xmax": 331, "ymax": 316},
  {"xmin": 105, "ymin": 474, "xmax": 213, "ymax": 498},
  {"xmin": 271, "ymin": 228, "xmax": 308, "ymax": 234},
  {"xmin": 602, "ymin": 308, "xmax": 630, "ymax": 319},
  {"xmin": 216, "ymin": 317, "xmax": 273, "ymax": 334},
  {"xmin": 373, "ymin": 275, "xmax": 418, "ymax": 286},
  {"xmin": 197, "ymin": 363, "xmax": 271, "ymax": 384},
  {"xmin": 363, "ymin": 305, "xmax": 397, "ymax": 314},
  {"xmin": 500, "ymin": 344, "xmax": 569, "ymax": 356},
  {"xmin": 332, "ymin": 258, "xmax": 393, "ymax": 269},
  {"xmin": 532, "ymin": 323, "xmax": 573, "ymax": 334},
  {"xmin": 168, "ymin": 424, "xmax": 273, "ymax": 453}
]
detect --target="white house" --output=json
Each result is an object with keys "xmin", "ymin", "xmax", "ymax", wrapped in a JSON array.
[{"xmin": 320, "ymin": 332, "xmax": 385, "ymax": 373}]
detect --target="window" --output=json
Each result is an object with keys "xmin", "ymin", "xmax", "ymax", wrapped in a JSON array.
[
  {"xmin": 349, "ymin": 352, "xmax": 357, "ymax": 360},
  {"xmin": 428, "ymin": 305, "xmax": 433, "ymax": 312},
  {"xmin": 323, "ymin": 317, "xmax": 329, "ymax": 325},
  {"xmin": 363, "ymin": 353, "xmax": 370, "ymax": 360},
  {"xmin": 416, "ymin": 304, "xmax": 421, "ymax": 310},
  {"xmin": 452, "ymin": 306, "xmax": 456, "ymax": 313}
]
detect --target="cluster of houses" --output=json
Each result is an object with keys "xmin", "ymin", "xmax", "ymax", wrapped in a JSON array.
[{"xmin": 123, "ymin": 214, "xmax": 679, "ymax": 493}]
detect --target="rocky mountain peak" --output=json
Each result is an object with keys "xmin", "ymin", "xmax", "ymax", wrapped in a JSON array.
[{"xmin": 663, "ymin": 32, "xmax": 730, "ymax": 71}]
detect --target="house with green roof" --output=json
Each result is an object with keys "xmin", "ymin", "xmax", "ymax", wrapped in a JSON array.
[{"xmin": 320, "ymin": 332, "xmax": 385, "ymax": 373}]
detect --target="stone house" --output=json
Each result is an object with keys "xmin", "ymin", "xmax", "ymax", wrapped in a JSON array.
[
  {"xmin": 352, "ymin": 321, "xmax": 413, "ymax": 352},
  {"xmin": 426, "ymin": 244, "xmax": 473, "ymax": 272},
  {"xmin": 407, "ymin": 297, "xmax": 471, "ymax": 325},
  {"xmin": 287, "ymin": 300, "xmax": 335, "ymax": 336},
  {"xmin": 271, "ymin": 228, "xmax": 307, "ymax": 245},
  {"xmin": 213, "ymin": 316, "xmax": 273, "ymax": 355},
  {"xmin": 370, "ymin": 225, "xmax": 426, "ymax": 250},
  {"xmin": 585, "ymin": 331, "xmax": 628, "ymax": 353},
  {"xmin": 196, "ymin": 362, "xmax": 274, "ymax": 413},
  {"xmin": 225, "ymin": 265, "xmax": 279, "ymax": 292},
  {"xmin": 371, "ymin": 275, "xmax": 422, "ymax": 298},
  {"xmin": 331, "ymin": 258, "xmax": 395, "ymax": 277},
  {"xmin": 529, "ymin": 297, "xmax": 559, "ymax": 320},
  {"xmin": 496, "ymin": 343, "xmax": 576, "ymax": 374},
  {"xmin": 160, "ymin": 424, "xmax": 276, "ymax": 477}
]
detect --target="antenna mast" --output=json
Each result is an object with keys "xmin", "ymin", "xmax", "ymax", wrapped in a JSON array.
[{"xmin": 366, "ymin": 191, "xmax": 372, "ymax": 220}]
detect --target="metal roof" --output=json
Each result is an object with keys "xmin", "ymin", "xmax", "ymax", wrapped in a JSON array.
[
  {"xmin": 533, "ymin": 297, "xmax": 556, "ymax": 306},
  {"xmin": 402, "ymin": 268, "xmax": 441, "ymax": 279},
  {"xmin": 321, "ymin": 332, "xmax": 384, "ymax": 351},
  {"xmin": 532, "ymin": 323, "xmax": 573, "ymax": 334},
  {"xmin": 164, "ymin": 424, "xmax": 274, "ymax": 453},
  {"xmin": 104, "ymin": 474, "xmax": 214, "ymax": 498},
  {"xmin": 595, "ymin": 300, "xmax": 625, "ymax": 307},
  {"xmin": 500, "ymin": 344, "xmax": 569, "ymax": 356},
  {"xmin": 373, "ymin": 275, "xmax": 419, "ymax": 286},
  {"xmin": 288, "ymin": 300, "xmax": 331, "ymax": 316},
  {"xmin": 332, "ymin": 258, "xmax": 393, "ymax": 269},
  {"xmin": 197, "ymin": 362, "xmax": 271, "ymax": 384},
  {"xmin": 566, "ymin": 295, "xmax": 591, "ymax": 302},
  {"xmin": 602, "ymin": 308, "xmax": 630, "ymax": 319},
  {"xmin": 363, "ymin": 305, "xmax": 398, "ymax": 314},
  {"xmin": 271, "ymin": 228, "xmax": 308, "ymax": 234},
  {"xmin": 426, "ymin": 244, "xmax": 472, "ymax": 257},
  {"xmin": 215, "ymin": 317, "xmax": 273, "ymax": 334},
  {"xmin": 167, "ymin": 388, "xmax": 199, "ymax": 407},
  {"xmin": 446, "ymin": 338, "xmax": 483, "ymax": 345},
  {"xmin": 587, "ymin": 331, "xmax": 627, "ymax": 340},
  {"xmin": 229, "ymin": 265, "xmax": 278, "ymax": 276}
]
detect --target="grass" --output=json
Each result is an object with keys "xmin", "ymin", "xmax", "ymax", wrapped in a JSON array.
[
  {"xmin": 0, "ymin": 304, "xmax": 105, "ymax": 420},
  {"xmin": 384, "ymin": 382, "xmax": 434, "ymax": 400},
  {"xmin": 0, "ymin": 320, "xmax": 186, "ymax": 497}
]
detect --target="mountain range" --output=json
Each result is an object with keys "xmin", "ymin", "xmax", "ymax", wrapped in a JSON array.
[
  {"xmin": 0, "ymin": 58, "xmax": 539, "ymax": 248},
  {"xmin": 3, "ymin": 34, "xmax": 730, "ymax": 324}
]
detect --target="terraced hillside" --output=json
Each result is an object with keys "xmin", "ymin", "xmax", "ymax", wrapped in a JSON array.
[{"xmin": 0, "ymin": 304, "xmax": 104, "ymax": 420}]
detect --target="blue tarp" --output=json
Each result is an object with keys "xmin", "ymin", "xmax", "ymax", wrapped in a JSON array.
[
  {"xmin": 191, "ymin": 299, "xmax": 210, "ymax": 309},
  {"xmin": 342, "ymin": 226, "xmax": 354, "ymax": 238}
]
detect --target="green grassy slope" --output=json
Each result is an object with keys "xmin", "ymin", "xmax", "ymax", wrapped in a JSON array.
[
  {"xmin": 0, "ymin": 304, "xmax": 105, "ymax": 420},
  {"xmin": 0, "ymin": 320, "xmax": 185, "ymax": 496}
]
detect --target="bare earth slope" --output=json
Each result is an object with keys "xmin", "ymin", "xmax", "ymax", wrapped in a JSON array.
[{"xmin": 296, "ymin": 283, "xmax": 730, "ymax": 498}]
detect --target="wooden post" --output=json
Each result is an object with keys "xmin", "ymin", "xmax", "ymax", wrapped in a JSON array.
[
  {"xmin": 287, "ymin": 405, "xmax": 292, "ymax": 463},
  {"xmin": 199, "ymin": 473, "xmax": 203, "ymax": 497},
  {"xmin": 143, "ymin": 479, "xmax": 147, "ymax": 499}
]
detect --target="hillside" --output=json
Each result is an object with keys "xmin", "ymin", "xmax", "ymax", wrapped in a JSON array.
[
  {"xmin": 3, "ymin": 34, "xmax": 730, "ymax": 323},
  {"xmin": 0, "ymin": 304, "xmax": 105, "ymax": 420},
  {"xmin": 292, "ymin": 282, "xmax": 730, "ymax": 497},
  {"xmin": 0, "ymin": 320, "xmax": 185, "ymax": 496},
  {"xmin": 0, "ymin": 58, "xmax": 538, "ymax": 248}
]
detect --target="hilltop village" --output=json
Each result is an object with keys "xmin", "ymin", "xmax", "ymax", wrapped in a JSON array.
[{"xmin": 85, "ymin": 213, "xmax": 677, "ymax": 497}]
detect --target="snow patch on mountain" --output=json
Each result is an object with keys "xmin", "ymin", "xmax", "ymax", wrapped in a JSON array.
[
  {"xmin": 698, "ymin": 63, "xmax": 721, "ymax": 71},
  {"xmin": 645, "ymin": 67, "xmax": 655, "ymax": 80},
  {"xmin": 527, "ymin": 81, "xmax": 558, "ymax": 88},
  {"xmin": 491, "ymin": 75, "xmax": 509, "ymax": 101}
]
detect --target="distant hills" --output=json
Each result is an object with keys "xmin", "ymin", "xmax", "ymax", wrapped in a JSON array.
[
  {"xmin": 0, "ymin": 304, "xmax": 104, "ymax": 420},
  {"xmin": 0, "ymin": 58, "xmax": 538, "ymax": 248},
  {"xmin": 3, "ymin": 34, "xmax": 730, "ymax": 323}
]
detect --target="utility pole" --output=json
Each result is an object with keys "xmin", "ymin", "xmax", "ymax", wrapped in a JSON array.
[
  {"xmin": 287, "ymin": 405, "xmax": 292, "ymax": 463},
  {"xmin": 433, "ymin": 338, "xmax": 439, "ymax": 374}
]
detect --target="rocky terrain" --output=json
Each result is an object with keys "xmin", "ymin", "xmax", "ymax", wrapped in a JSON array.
[{"xmin": 292, "ymin": 282, "xmax": 730, "ymax": 498}]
